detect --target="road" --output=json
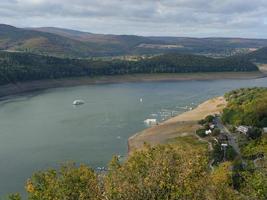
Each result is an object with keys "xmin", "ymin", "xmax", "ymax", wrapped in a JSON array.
[{"xmin": 214, "ymin": 117, "xmax": 241, "ymax": 155}]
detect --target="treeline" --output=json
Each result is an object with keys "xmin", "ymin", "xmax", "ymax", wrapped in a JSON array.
[{"xmin": 0, "ymin": 51, "xmax": 258, "ymax": 85}]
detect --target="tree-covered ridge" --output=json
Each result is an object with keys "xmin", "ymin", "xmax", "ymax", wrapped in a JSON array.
[
  {"xmin": 0, "ymin": 51, "xmax": 258, "ymax": 85},
  {"xmin": 222, "ymin": 87, "xmax": 267, "ymax": 127}
]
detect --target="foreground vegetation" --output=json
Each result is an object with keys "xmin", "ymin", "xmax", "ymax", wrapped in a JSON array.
[
  {"xmin": 0, "ymin": 51, "xmax": 258, "ymax": 85},
  {"xmin": 8, "ymin": 136, "xmax": 243, "ymax": 200},
  {"xmin": 221, "ymin": 88, "xmax": 267, "ymax": 200},
  {"xmin": 9, "ymin": 136, "xmax": 265, "ymax": 200}
]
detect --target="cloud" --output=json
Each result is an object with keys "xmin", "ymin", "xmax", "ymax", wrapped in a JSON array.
[{"xmin": 0, "ymin": 0, "xmax": 266, "ymax": 38}]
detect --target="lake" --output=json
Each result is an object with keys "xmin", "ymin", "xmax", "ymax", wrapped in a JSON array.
[{"xmin": 0, "ymin": 77, "xmax": 267, "ymax": 196}]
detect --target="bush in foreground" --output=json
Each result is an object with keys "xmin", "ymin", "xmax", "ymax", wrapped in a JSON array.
[
  {"xmin": 196, "ymin": 128, "xmax": 207, "ymax": 137},
  {"xmin": 25, "ymin": 164, "xmax": 102, "ymax": 200},
  {"xmin": 8, "ymin": 137, "xmax": 247, "ymax": 200}
]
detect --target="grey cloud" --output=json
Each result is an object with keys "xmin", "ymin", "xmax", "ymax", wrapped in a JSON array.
[{"xmin": 0, "ymin": 0, "xmax": 266, "ymax": 38}]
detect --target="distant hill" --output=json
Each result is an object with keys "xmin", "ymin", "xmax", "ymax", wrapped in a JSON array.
[
  {"xmin": 0, "ymin": 24, "xmax": 165, "ymax": 57},
  {"xmin": 0, "ymin": 51, "xmax": 258, "ymax": 85},
  {"xmin": 0, "ymin": 24, "xmax": 99, "ymax": 58},
  {"xmin": 150, "ymin": 37, "xmax": 267, "ymax": 49},
  {"xmin": 32, "ymin": 27, "xmax": 267, "ymax": 50},
  {"xmin": 32, "ymin": 27, "xmax": 267, "ymax": 56},
  {"xmin": 30, "ymin": 27, "xmax": 95, "ymax": 41},
  {"xmin": 30, "ymin": 27, "xmax": 164, "ymax": 56},
  {"xmin": 2, "ymin": 24, "xmax": 267, "ymax": 58}
]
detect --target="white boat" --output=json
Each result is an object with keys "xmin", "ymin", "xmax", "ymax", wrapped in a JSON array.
[{"xmin": 72, "ymin": 99, "xmax": 85, "ymax": 105}]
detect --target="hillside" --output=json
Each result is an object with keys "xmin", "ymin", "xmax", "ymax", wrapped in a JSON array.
[
  {"xmin": 0, "ymin": 51, "xmax": 258, "ymax": 85},
  {"xmin": 221, "ymin": 88, "xmax": 267, "ymax": 200},
  {"xmin": 2, "ymin": 24, "xmax": 267, "ymax": 58},
  {"xmin": 246, "ymin": 46, "xmax": 267, "ymax": 62},
  {"xmin": 0, "ymin": 24, "xmax": 161, "ymax": 57},
  {"xmin": 150, "ymin": 36, "xmax": 267, "ymax": 49},
  {"xmin": 222, "ymin": 87, "xmax": 267, "ymax": 127},
  {"xmin": 34, "ymin": 27, "xmax": 267, "ymax": 57},
  {"xmin": 0, "ymin": 24, "xmax": 99, "ymax": 58}
]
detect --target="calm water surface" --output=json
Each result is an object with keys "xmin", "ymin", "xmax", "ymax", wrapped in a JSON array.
[{"xmin": 0, "ymin": 78, "xmax": 267, "ymax": 196}]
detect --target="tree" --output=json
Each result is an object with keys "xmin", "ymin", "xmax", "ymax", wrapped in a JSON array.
[
  {"xmin": 196, "ymin": 128, "xmax": 207, "ymax": 137},
  {"xmin": 8, "ymin": 193, "xmax": 21, "ymax": 200},
  {"xmin": 240, "ymin": 170, "xmax": 267, "ymax": 200},
  {"xmin": 208, "ymin": 162, "xmax": 243, "ymax": 200},
  {"xmin": 104, "ymin": 142, "xmax": 209, "ymax": 200},
  {"xmin": 226, "ymin": 146, "xmax": 237, "ymax": 160},
  {"xmin": 248, "ymin": 127, "xmax": 262, "ymax": 140},
  {"xmin": 205, "ymin": 115, "xmax": 215, "ymax": 123},
  {"xmin": 222, "ymin": 88, "xmax": 267, "ymax": 128},
  {"xmin": 25, "ymin": 163, "xmax": 102, "ymax": 200},
  {"xmin": 212, "ymin": 128, "xmax": 221, "ymax": 136},
  {"xmin": 0, "ymin": 51, "xmax": 258, "ymax": 85}
]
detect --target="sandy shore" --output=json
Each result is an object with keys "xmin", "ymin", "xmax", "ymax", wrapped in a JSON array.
[
  {"xmin": 128, "ymin": 96, "xmax": 227, "ymax": 153},
  {"xmin": 0, "ymin": 71, "xmax": 264, "ymax": 98}
]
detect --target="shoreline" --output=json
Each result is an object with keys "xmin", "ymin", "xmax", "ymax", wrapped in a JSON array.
[
  {"xmin": 0, "ymin": 71, "xmax": 265, "ymax": 98},
  {"xmin": 128, "ymin": 96, "xmax": 227, "ymax": 154}
]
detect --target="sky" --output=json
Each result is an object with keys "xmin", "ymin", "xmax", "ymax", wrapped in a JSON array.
[{"xmin": 0, "ymin": 0, "xmax": 267, "ymax": 38}]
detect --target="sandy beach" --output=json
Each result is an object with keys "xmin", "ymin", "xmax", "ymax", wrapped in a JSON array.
[
  {"xmin": 128, "ymin": 96, "xmax": 227, "ymax": 153},
  {"xmin": 0, "ymin": 71, "xmax": 264, "ymax": 98}
]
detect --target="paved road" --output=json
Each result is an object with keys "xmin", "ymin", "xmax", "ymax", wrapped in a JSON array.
[{"xmin": 214, "ymin": 117, "xmax": 241, "ymax": 155}]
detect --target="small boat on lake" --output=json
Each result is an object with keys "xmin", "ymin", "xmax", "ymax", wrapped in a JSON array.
[{"xmin": 72, "ymin": 99, "xmax": 85, "ymax": 105}]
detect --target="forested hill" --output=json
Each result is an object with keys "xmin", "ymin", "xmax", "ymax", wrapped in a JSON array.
[{"xmin": 0, "ymin": 51, "xmax": 258, "ymax": 85}]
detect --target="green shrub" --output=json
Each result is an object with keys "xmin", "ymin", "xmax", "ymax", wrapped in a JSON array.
[
  {"xmin": 205, "ymin": 115, "xmax": 215, "ymax": 123},
  {"xmin": 212, "ymin": 128, "xmax": 221, "ymax": 136},
  {"xmin": 248, "ymin": 127, "xmax": 262, "ymax": 140},
  {"xmin": 198, "ymin": 119, "xmax": 206, "ymax": 125},
  {"xmin": 196, "ymin": 128, "xmax": 207, "ymax": 137}
]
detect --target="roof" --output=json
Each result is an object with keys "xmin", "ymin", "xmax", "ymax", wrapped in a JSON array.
[
  {"xmin": 144, "ymin": 119, "xmax": 157, "ymax": 124},
  {"xmin": 205, "ymin": 129, "xmax": 212, "ymax": 135},
  {"xmin": 237, "ymin": 125, "xmax": 250, "ymax": 133}
]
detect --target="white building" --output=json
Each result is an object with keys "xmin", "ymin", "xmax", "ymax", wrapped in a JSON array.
[
  {"xmin": 205, "ymin": 129, "xmax": 212, "ymax": 135},
  {"xmin": 221, "ymin": 143, "xmax": 228, "ymax": 147},
  {"xmin": 144, "ymin": 119, "xmax": 157, "ymax": 126},
  {"xmin": 209, "ymin": 124, "xmax": 215, "ymax": 129},
  {"xmin": 263, "ymin": 127, "xmax": 267, "ymax": 133},
  {"xmin": 237, "ymin": 125, "xmax": 250, "ymax": 135}
]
